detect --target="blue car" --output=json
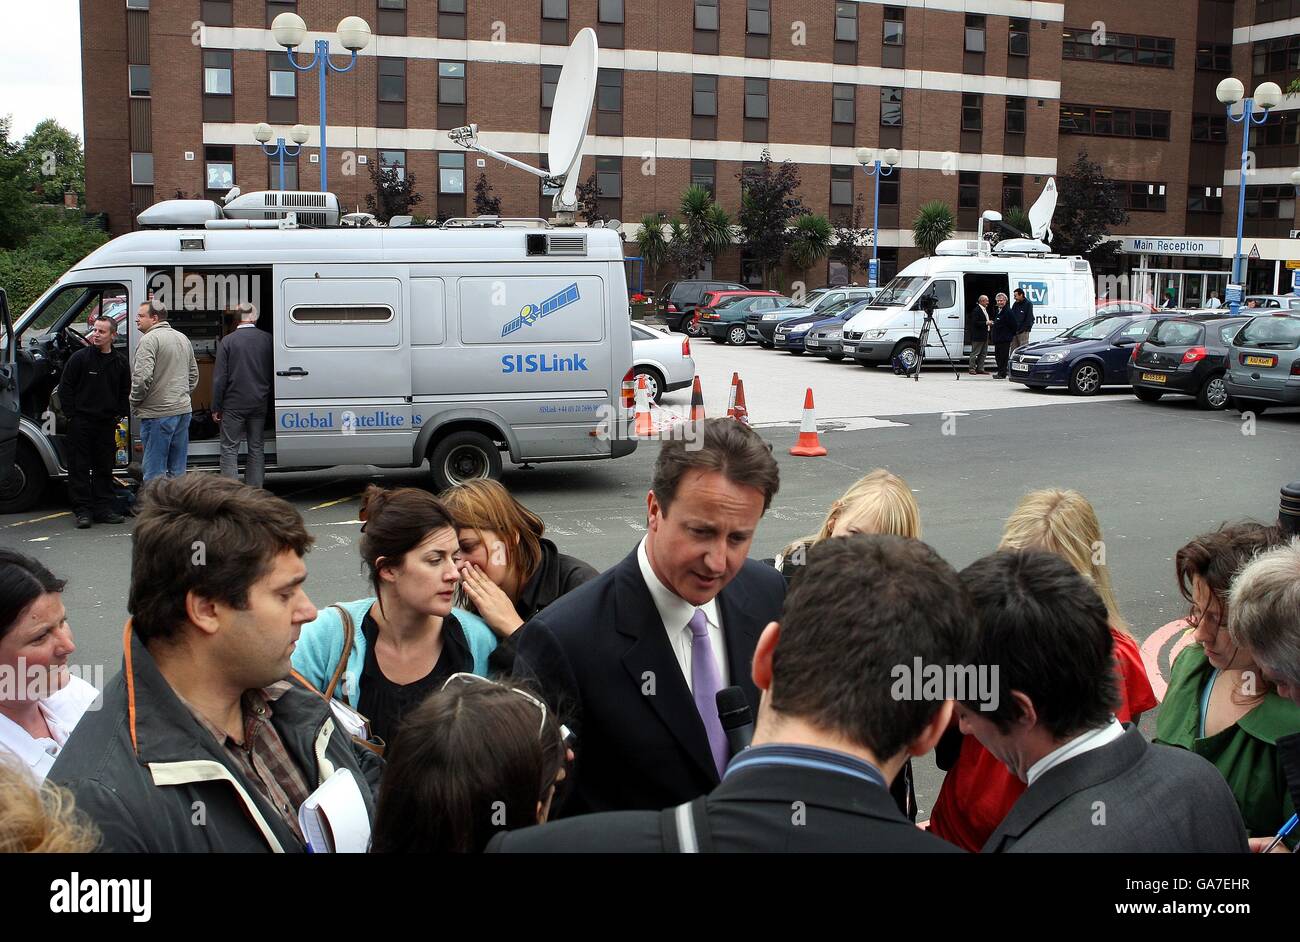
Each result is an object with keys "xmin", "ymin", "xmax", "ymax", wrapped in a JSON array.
[
  {"xmin": 773, "ymin": 299, "xmax": 873, "ymax": 355},
  {"xmin": 1009, "ymin": 312, "xmax": 1173, "ymax": 395}
]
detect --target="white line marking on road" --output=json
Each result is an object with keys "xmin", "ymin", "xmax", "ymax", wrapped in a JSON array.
[{"xmin": 6, "ymin": 511, "xmax": 71, "ymax": 527}]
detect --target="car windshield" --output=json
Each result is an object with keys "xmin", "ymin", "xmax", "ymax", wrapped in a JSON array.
[
  {"xmin": 1060, "ymin": 316, "xmax": 1129, "ymax": 340},
  {"xmin": 1237, "ymin": 315, "xmax": 1300, "ymax": 350},
  {"xmin": 874, "ymin": 277, "xmax": 926, "ymax": 307}
]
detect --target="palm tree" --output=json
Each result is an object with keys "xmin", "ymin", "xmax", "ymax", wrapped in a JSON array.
[
  {"xmin": 913, "ymin": 201, "xmax": 955, "ymax": 257},
  {"xmin": 787, "ymin": 214, "xmax": 833, "ymax": 281},
  {"xmin": 679, "ymin": 185, "xmax": 732, "ymax": 257},
  {"xmin": 1002, "ymin": 205, "xmax": 1033, "ymax": 238},
  {"xmin": 634, "ymin": 213, "xmax": 668, "ymax": 283}
]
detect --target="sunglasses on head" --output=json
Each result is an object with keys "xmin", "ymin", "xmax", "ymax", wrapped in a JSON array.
[{"xmin": 441, "ymin": 672, "xmax": 573, "ymax": 747}]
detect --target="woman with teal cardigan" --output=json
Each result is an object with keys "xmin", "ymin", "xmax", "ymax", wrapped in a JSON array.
[
  {"xmin": 1154, "ymin": 522, "xmax": 1300, "ymax": 846},
  {"xmin": 292, "ymin": 486, "xmax": 497, "ymax": 746}
]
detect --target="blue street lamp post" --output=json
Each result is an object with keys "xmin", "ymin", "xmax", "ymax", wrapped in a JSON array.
[
  {"xmin": 255, "ymin": 123, "xmax": 310, "ymax": 191},
  {"xmin": 272, "ymin": 13, "xmax": 373, "ymax": 193},
  {"xmin": 855, "ymin": 147, "xmax": 900, "ymax": 288},
  {"xmin": 1217, "ymin": 77, "xmax": 1282, "ymax": 314}
]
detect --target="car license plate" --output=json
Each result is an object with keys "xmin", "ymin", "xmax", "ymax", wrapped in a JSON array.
[
  {"xmin": 1142, "ymin": 372, "xmax": 1167, "ymax": 384},
  {"xmin": 842, "ymin": 343, "xmax": 855, "ymax": 352},
  {"xmin": 1011, "ymin": 362, "xmax": 1029, "ymax": 372},
  {"xmin": 1244, "ymin": 354, "xmax": 1277, "ymax": 367}
]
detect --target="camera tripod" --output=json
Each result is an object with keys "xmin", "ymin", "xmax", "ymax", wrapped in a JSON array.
[{"xmin": 909, "ymin": 308, "xmax": 962, "ymax": 382}]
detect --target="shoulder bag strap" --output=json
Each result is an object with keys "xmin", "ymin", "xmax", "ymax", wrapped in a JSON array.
[{"xmin": 322, "ymin": 604, "xmax": 355, "ymax": 702}]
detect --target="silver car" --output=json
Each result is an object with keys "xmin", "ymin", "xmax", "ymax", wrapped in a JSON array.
[
  {"xmin": 1244, "ymin": 295, "xmax": 1300, "ymax": 312},
  {"xmin": 1224, "ymin": 313, "xmax": 1300, "ymax": 414},
  {"xmin": 632, "ymin": 322, "xmax": 695, "ymax": 403}
]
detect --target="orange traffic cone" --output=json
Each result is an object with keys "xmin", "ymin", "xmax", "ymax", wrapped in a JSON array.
[
  {"xmin": 689, "ymin": 376, "xmax": 706, "ymax": 422},
  {"xmin": 729, "ymin": 378, "xmax": 750, "ymax": 425},
  {"xmin": 789, "ymin": 388, "xmax": 827, "ymax": 456},
  {"xmin": 633, "ymin": 374, "xmax": 655, "ymax": 438},
  {"xmin": 726, "ymin": 372, "xmax": 738, "ymax": 417}
]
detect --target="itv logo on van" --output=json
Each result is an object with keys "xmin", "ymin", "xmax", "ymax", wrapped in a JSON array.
[{"xmin": 1018, "ymin": 281, "xmax": 1049, "ymax": 305}]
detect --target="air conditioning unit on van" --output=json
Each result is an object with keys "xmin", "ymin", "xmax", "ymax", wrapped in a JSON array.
[
  {"xmin": 222, "ymin": 190, "xmax": 341, "ymax": 228},
  {"xmin": 935, "ymin": 240, "xmax": 986, "ymax": 256}
]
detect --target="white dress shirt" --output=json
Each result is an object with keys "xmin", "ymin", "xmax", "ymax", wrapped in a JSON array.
[
  {"xmin": 636, "ymin": 537, "xmax": 729, "ymax": 693},
  {"xmin": 1025, "ymin": 716, "xmax": 1125, "ymax": 786},
  {"xmin": 0, "ymin": 674, "xmax": 101, "ymax": 783}
]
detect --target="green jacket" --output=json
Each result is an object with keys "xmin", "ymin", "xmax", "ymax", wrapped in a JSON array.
[{"xmin": 1155, "ymin": 643, "xmax": 1300, "ymax": 841}]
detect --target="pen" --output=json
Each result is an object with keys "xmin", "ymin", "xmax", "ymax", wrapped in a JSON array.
[{"xmin": 1262, "ymin": 813, "xmax": 1298, "ymax": 854}]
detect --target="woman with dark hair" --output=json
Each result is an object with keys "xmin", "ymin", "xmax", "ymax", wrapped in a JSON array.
[
  {"xmin": 370, "ymin": 674, "xmax": 567, "ymax": 853},
  {"xmin": 292, "ymin": 486, "xmax": 497, "ymax": 746},
  {"xmin": 1155, "ymin": 521, "xmax": 1300, "ymax": 844},
  {"xmin": 0, "ymin": 551, "xmax": 100, "ymax": 783}
]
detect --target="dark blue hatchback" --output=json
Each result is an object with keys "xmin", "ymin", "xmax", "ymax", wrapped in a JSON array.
[
  {"xmin": 773, "ymin": 299, "xmax": 872, "ymax": 354},
  {"xmin": 1008, "ymin": 312, "xmax": 1172, "ymax": 395}
]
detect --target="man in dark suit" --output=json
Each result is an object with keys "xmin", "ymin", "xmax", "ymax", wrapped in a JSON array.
[
  {"xmin": 990, "ymin": 292, "xmax": 1019, "ymax": 379},
  {"xmin": 212, "ymin": 302, "xmax": 273, "ymax": 487},
  {"xmin": 1011, "ymin": 287, "xmax": 1034, "ymax": 350},
  {"xmin": 967, "ymin": 294, "xmax": 991, "ymax": 375},
  {"xmin": 955, "ymin": 550, "xmax": 1249, "ymax": 853},
  {"xmin": 512, "ymin": 418, "xmax": 785, "ymax": 817},
  {"xmin": 492, "ymin": 534, "xmax": 977, "ymax": 852}
]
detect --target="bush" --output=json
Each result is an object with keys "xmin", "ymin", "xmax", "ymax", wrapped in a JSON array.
[{"xmin": 0, "ymin": 207, "xmax": 108, "ymax": 313}]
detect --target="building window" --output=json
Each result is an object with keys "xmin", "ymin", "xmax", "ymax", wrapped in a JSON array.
[
  {"xmin": 268, "ymin": 52, "xmax": 295, "ymax": 98},
  {"xmin": 439, "ymin": 61, "xmax": 466, "ymax": 105},
  {"xmin": 129, "ymin": 65, "xmax": 151, "ymax": 98},
  {"xmin": 205, "ymin": 146, "xmax": 233, "ymax": 191},
  {"xmin": 958, "ymin": 171, "xmax": 980, "ymax": 209},
  {"xmin": 1124, "ymin": 181, "xmax": 1167, "ymax": 212},
  {"xmin": 883, "ymin": 7, "xmax": 904, "ymax": 45},
  {"xmin": 879, "ymin": 170, "xmax": 899, "ymax": 206},
  {"xmin": 439, "ymin": 152, "xmax": 465, "ymax": 193},
  {"xmin": 543, "ymin": 0, "xmax": 567, "ymax": 18},
  {"xmin": 1005, "ymin": 97, "xmax": 1026, "ymax": 134},
  {"xmin": 747, "ymin": 0, "xmax": 770, "ymax": 34},
  {"xmin": 1253, "ymin": 35, "xmax": 1300, "ymax": 76},
  {"xmin": 377, "ymin": 0, "xmax": 406, "ymax": 35},
  {"xmin": 203, "ymin": 50, "xmax": 232, "ymax": 95},
  {"xmin": 269, "ymin": 158, "xmax": 299, "ymax": 191},
  {"xmin": 835, "ymin": 2, "xmax": 857, "ymax": 41},
  {"xmin": 542, "ymin": 0, "xmax": 568, "ymax": 45},
  {"xmin": 541, "ymin": 65, "xmax": 561, "ymax": 109},
  {"xmin": 596, "ymin": 156, "xmax": 621, "ymax": 218},
  {"xmin": 1058, "ymin": 104, "xmax": 1170, "ymax": 140},
  {"xmin": 1257, "ymin": 0, "xmax": 1300, "ymax": 24},
  {"xmin": 693, "ymin": 74, "xmax": 718, "ymax": 138},
  {"xmin": 267, "ymin": 1, "xmax": 296, "ymax": 29},
  {"xmin": 830, "ymin": 165, "xmax": 853, "ymax": 211},
  {"xmin": 378, "ymin": 58, "xmax": 405, "ymax": 102},
  {"xmin": 1192, "ymin": 113, "xmax": 1228, "ymax": 142},
  {"xmin": 438, "ymin": 0, "xmax": 467, "ymax": 39},
  {"xmin": 1002, "ymin": 173, "xmax": 1023, "ymax": 213},
  {"xmin": 1196, "ymin": 43, "xmax": 1231, "ymax": 71},
  {"xmin": 126, "ymin": 0, "xmax": 149, "ymax": 8},
  {"xmin": 596, "ymin": 69, "xmax": 623, "ymax": 135},
  {"xmin": 962, "ymin": 94, "xmax": 982, "ymax": 131},
  {"xmin": 695, "ymin": 0, "xmax": 718, "ymax": 31},
  {"xmin": 691, "ymin": 159, "xmax": 716, "ymax": 198},
  {"xmin": 1244, "ymin": 184, "xmax": 1295, "ymax": 228},
  {"xmin": 880, "ymin": 87, "xmax": 902, "ymax": 126},
  {"xmin": 131, "ymin": 152, "xmax": 154, "ymax": 186},
  {"xmin": 599, "ymin": 0, "xmax": 624, "ymax": 22},
  {"xmin": 379, "ymin": 150, "xmax": 407, "ymax": 182},
  {"xmin": 1009, "ymin": 18, "xmax": 1029, "ymax": 57},
  {"xmin": 597, "ymin": 0, "xmax": 624, "ymax": 46},
  {"xmin": 965, "ymin": 15, "xmax": 986, "ymax": 53},
  {"xmin": 1187, "ymin": 185, "xmax": 1224, "ymax": 214},
  {"xmin": 832, "ymin": 83, "xmax": 856, "ymax": 124},
  {"xmin": 1062, "ymin": 28, "xmax": 1175, "ymax": 68},
  {"xmin": 201, "ymin": 0, "xmax": 232, "ymax": 27},
  {"xmin": 745, "ymin": 78, "xmax": 768, "ymax": 120}
]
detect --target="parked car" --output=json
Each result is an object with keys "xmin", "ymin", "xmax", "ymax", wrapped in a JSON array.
[
  {"xmin": 1224, "ymin": 312, "xmax": 1300, "ymax": 415},
  {"xmin": 699, "ymin": 295, "xmax": 794, "ymax": 346},
  {"xmin": 774, "ymin": 298, "xmax": 874, "ymax": 355},
  {"xmin": 1128, "ymin": 314, "xmax": 1249, "ymax": 410},
  {"xmin": 802, "ymin": 285, "xmax": 882, "ymax": 315},
  {"xmin": 746, "ymin": 305, "xmax": 815, "ymax": 348},
  {"xmin": 656, "ymin": 280, "xmax": 748, "ymax": 333},
  {"xmin": 1096, "ymin": 300, "xmax": 1158, "ymax": 317},
  {"xmin": 683, "ymin": 289, "xmax": 782, "ymax": 337},
  {"xmin": 1244, "ymin": 295, "xmax": 1300, "ymax": 311},
  {"xmin": 1009, "ymin": 312, "xmax": 1172, "ymax": 395},
  {"xmin": 631, "ymin": 322, "xmax": 695, "ymax": 404}
]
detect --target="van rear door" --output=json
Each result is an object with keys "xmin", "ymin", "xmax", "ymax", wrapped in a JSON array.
[
  {"xmin": 274, "ymin": 265, "xmax": 415, "ymax": 467},
  {"xmin": 0, "ymin": 290, "xmax": 19, "ymax": 480}
]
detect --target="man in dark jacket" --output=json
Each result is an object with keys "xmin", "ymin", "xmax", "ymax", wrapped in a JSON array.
[
  {"xmin": 967, "ymin": 294, "xmax": 992, "ymax": 375},
  {"xmin": 212, "ymin": 303, "xmax": 274, "ymax": 487},
  {"xmin": 490, "ymin": 534, "xmax": 974, "ymax": 853},
  {"xmin": 1011, "ymin": 287, "xmax": 1034, "ymax": 350},
  {"xmin": 58, "ymin": 315, "xmax": 128, "ymax": 528},
  {"xmin": 990, "ymin": 293, "xmax": 1019, "ymax": 379},
  {"xmin": 49, "ymin": 475, "xmax": 383, "ymax": 852}
]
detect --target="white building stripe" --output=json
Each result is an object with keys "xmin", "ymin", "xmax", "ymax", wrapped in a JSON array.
[
  {"xmin": 203, "ymin": 28, "xmax": 1061, "ymax": 99},
  {"xmin": 848, "ymin": 0, "xmax": 1063, "ymax": 18},
  {"xmin": 204, "ymin": 123, "xmax": 1058, "ymax": 174},
  {"xmin": 1232, "ymin": 18, "xmax": 1300, "ymax": 44},
  {"xmin": 1223, "ymin": 168, "xmax": 1300, "ymax": 186}
]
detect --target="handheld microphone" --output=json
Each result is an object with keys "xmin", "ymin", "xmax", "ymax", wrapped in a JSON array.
[
  {"xmin": 716, "ymin": 686, "xmax": 754, "ymax": 758},
  {"xmin": 1280, "ymin": 482, "xmax": 1300, "ymax": 538}
]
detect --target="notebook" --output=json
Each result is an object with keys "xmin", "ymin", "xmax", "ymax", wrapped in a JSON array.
[{"xmin": 298, "ymin": 768, "xmax": 371, "ymax": 853}]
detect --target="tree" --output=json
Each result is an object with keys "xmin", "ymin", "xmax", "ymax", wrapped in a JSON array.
[
  {"xmin": 0, "ymin": 117, "xmax": 36, "ymax": 250},
  {"xmin": 830, "ymin": 196, "xmax": 872, "ymax": 283},
  {"xmin": 912, "ymin": 201, "xmax": 955, "ymax": 257},
  {"xmin": 19, "ymin": 120, "xmax": 85, "ymax": 204},
  {"xmin": 473, "ymin": 172, "xmax": 502, "ymax": 216},
  {"xmin": 664, "ymin": 185, "xmax": 731, "ymax": 280},
  {"xmin": 735, "ymin": 149, "xmax": 807, "ymax": 288},
  {"xmin": 787, "ymin": 214, "xmax": 833, "ymax": 281},
  {"xmin": 576, "ymin": 171, "xmax": 604, "ymax": 224},
  {"xmin": 364, "ymin": 158, "xmax": 423, "ymax": 223},
  {"xmin": 634, "ymin": 213, "xmax": 669, "ymax": 283},
  {"xmin": 1052, "ymin": 151, "xmax": 1128, "ymax": 263}
]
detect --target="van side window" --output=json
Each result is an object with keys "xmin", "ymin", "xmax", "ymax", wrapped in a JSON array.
[
  {"xmin": 290, "ymin": 305, "xmax": 394, "ymax": 324},
  {"xmin": 930, "ymin": 280, "xmax": 957, "ymax": 308}
]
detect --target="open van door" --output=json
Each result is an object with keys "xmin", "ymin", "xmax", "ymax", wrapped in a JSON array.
[{"xmin": 0, "ymin": 290, "xmax": 20, "ymax": 485}]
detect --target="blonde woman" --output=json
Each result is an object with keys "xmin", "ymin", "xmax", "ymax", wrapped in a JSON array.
[
  {"xmin": 775, "ymin": 469, "xmax": 921, "ymax": 575},
  {"xmin": 929, "ymin": 488, "xmax": 1158, "ymax": 852},
  {"xmin": 0, "ymin": 759, "xmax": 99, "ymax": 852}
]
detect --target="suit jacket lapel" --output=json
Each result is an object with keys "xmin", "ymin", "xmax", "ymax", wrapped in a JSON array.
[
  {"xmin": 717, "ymin": 576, "xmax": 763, "ymax": 716},
  {"xmin": 612, "ymin": 551, "xmax": 719, "ymax": 785}
]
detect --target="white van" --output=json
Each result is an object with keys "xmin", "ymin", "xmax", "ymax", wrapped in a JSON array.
[
  {"xmin": 841, "ymin": 239, "xmax": 1095, "ymax": 370},
  {"xmin": 3, "ymin": 197, "xmax": 636, "ymax": 513}
]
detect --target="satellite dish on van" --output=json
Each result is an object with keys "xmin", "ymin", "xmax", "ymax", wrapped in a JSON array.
[
  {"xmin": 446, "ymin": 29, "xmax": 598, "ymax": 224},
  {"xmin": 1028, "ymin": 178, "xmax": 1057, "ymax": 243}
]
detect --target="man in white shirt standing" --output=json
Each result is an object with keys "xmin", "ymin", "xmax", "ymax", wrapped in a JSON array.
[
  {"xmin": 954, "ymin": 549, "xmax": 1249, "ymax": 853},
  {"xmin": 514, "ymin": 418, "xmax": 786, "ymax": 816}
]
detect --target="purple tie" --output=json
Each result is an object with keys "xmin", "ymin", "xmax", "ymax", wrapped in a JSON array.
[{"xmin": 688, "ymin": 608, "xmax": 729, "ymax": 778}]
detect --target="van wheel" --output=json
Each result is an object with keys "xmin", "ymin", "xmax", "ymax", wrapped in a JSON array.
[
  {"xmin": 726, "ymin": 325, "xmax": 748, "ymax": 346},
  {"xmin": 1197, "ymin": 374, "xmax": 1229, "ymax": 411},
  {"xmin": 1068, "ymin": 361, "xmax": 1102, "ymax": 396},
  {"xmin": 0, "ymin": 441, "xmax": 48, "ymax": 515},
  {"xmin": 893, "ymin": 341, "xmax": 920, "ymax": 373},
  {"xmin": 429, "ymin": 431, "xmax": 503, "ymax": 491}
]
